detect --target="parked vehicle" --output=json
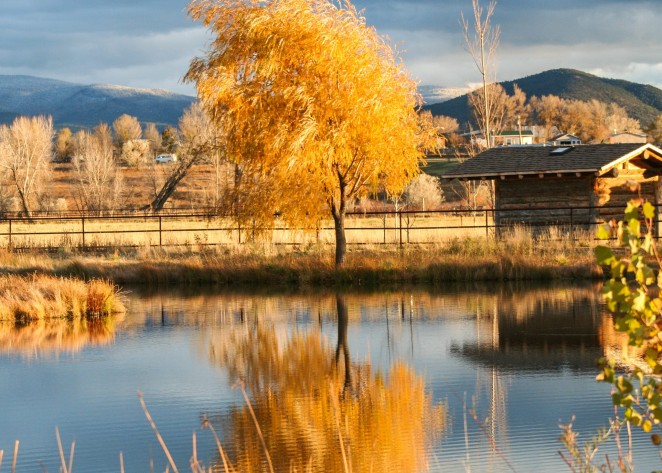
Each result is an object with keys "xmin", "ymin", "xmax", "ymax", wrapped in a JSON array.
[{"xmin": 155, "ymin": 154, "xmax": 177, "ymax": 163}]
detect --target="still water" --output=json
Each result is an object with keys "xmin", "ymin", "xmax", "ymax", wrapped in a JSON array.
[{"xmin": 1, "ymin": 284, "xmax": 660, "ymax": 472}]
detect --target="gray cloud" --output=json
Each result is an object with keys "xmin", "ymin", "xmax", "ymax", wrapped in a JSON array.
[{"xmin": 0, "ymin": 0, "xmax": 660, "ymax": 94}]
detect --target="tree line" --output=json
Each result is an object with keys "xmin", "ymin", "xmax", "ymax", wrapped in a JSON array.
[
  {"xmin": 0, "ymin": 103, "xmax": 231, "ymax": 217},
  {"xmin": 426, "ymin": 85, "xmax": 661, "ymax": 146}
]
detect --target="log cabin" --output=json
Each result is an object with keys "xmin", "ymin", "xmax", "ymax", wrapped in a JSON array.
[{"xmin": 442, "ymin": 143, "xmax": 662, "ymax": 231}]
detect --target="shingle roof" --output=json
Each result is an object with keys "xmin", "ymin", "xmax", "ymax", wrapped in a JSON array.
[{"xmin": 442, "ymin": 144, "xmax": 662, "ymax": 179}]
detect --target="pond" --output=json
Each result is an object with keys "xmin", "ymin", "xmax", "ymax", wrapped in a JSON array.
[{"xmin": 0, "ymin": 283, "xmax": 660, "ymax": 472}]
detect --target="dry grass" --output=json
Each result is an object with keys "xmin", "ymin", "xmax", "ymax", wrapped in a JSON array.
[
  {"xmin": 0, "ymin": 273, "xmax": 124, "ymax": 322},
  {"xmin": 0, "ymin": 222, "xmax": 605, "ymax": 286}
]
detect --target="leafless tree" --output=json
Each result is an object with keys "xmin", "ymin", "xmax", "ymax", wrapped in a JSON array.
[
  {"xmin": 462, "ymin": 0, "xmax": 500, "ymax": 148},
  {"xmin": 404, "ymin": 173, "xmax": 445, "ymax": 210},
  {"xmin": 71, "ymin": 131, "xmax": 123, "ymax": 214},
  {"xmin": 0, "ymin": 115, "xmax": 53, "ymax": 217},
  {"xmin": 121, "ymin": 139, "xmax": 151, "ymax": 167},
  {"xmin": 149, "ymin": 103, "xmax": 224, "ymax": 211},
  {"xmin": 143, "ymin": 122, "xmax": 162, "ymax": 159}
]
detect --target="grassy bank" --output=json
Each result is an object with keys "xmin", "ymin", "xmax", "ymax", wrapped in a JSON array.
[
  {"xmin": 0, "ymin": 229, "xmax": 602, "ymax": 287},
  {"xmin": 0, "ymin": 274, "xmax": 125, "ymax": 322}
]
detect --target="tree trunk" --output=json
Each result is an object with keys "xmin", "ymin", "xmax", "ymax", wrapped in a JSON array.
[
  {"xmin": 332, "ymin": 207, "xmax": 347, "ymax": 267},
  {"xmin": 335, "ymin": 294, "xmax": 351, "ymax": 393},
  {"xmin": 150, "ymin": 157, "xmax": 198, "ymax": 211}
]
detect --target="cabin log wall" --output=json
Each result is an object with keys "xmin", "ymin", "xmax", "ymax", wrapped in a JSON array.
[{"xmin": 495, "ymin": 176, "xmax": 594, "ymax": 227}]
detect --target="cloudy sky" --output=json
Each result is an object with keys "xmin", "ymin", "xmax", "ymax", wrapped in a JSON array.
[{"xmin": 1, "ymin": 0, "xmax": 661, "ymax": 96}]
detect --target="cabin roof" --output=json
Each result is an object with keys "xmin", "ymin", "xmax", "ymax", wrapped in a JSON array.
[{"xmin": 442, "ymin": 143, "xmax": 662, "ymax": 180}]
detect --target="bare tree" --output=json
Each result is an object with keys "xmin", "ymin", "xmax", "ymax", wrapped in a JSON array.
[
  {"xmin": 72, "ymin": 131, "xmax": 123, "ymax": 213},
  {"xmin": 143, "ymin": 122, "xmax": 162, "ymax": 158},
  {"xmin": 462, "ymin": 0, "xmax": 500, "ymax": 148},
  {"xmin": 0, "ymin": 115, "xmax": 53, "ymax": 217},
  {"xmin": 121, "ymin": 139, "xmax": 151, "ymax": 167},
  {"xmin": 404, "ymin": 173, "xmax": 445, "ymax": 210},
  {"xmin": 149, "ymin": 103, "xmax": 223, "ymax": 210}
]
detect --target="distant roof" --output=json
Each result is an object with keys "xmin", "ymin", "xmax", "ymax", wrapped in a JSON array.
[
  {"xmin": 610, "ymin": 131, "xmax": 647, "ymax": 138},
  {"xmin": 493, "ymin": 130, "xmax": 534, "ymax": 136},
  {"xmin": 442, "ymin": 144, "xmax": 662, "ymax": 180},
  {"xmin": 550, "ymin": 133, "xmax": 581, "ymax": 141}
]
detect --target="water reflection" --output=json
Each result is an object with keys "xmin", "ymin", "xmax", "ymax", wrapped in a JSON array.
[
  {"xmin": 4, "ymin": 283, "xmax": 654, "ymax": 472},
  {"xmin": 0, "ymin": 315, "xmax": 119, "ymax": 358},
  {"xmin": 204, "ymin": 294, "xmax": 444, "ymax": 473},
  {"xmin": 450, "ymin": 284, "xmax": 604, "ymax": 371}
]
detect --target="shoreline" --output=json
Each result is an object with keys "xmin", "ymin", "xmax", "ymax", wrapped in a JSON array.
[{"xmin": 0, "ymin": 247, "xmax": 602, "ymax": 288}]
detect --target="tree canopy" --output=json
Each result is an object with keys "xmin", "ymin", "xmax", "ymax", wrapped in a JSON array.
[{"xmin": 185, "ymin": 0, "xmax": 431, "ymax": 265}]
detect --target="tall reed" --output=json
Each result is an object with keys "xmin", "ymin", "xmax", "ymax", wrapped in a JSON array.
[{"xmin": 0, "ymin": 274, "xmax": 124, "ymax": 322}]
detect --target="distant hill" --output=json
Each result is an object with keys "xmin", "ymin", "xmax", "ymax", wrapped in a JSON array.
[
  {"xmin": 426, "ymin": 68, "xmax": 662, "ymax": 129},
  {"xmin": 0, "ymin": 75, "xmax": 196, "ymax": 129}
]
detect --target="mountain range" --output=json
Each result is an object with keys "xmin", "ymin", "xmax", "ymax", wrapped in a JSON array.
[
  {"xmin": 1, "ymin": 70, "xmax": 660, "ymax": 131},
  {"xmin": 426, "ymin": 68, "xmax": 662, "ymax": 128},
  {"xmin": 0, "ymin": 75, "xmax": 196, "ymax": 129}
]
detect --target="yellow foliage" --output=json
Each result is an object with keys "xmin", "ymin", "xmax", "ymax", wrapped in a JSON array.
[{"xmin": 186, "ymin": 0, "xmax": 430, "ymax": 262}]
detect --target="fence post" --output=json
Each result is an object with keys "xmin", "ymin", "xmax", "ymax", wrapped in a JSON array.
[
  {"xmin": 8, "ymin": 219, "xmax": 11, "ymax": 250},
  {"xmin": 569, "ymin": 207, "xmax": 574, "ymax": 243},
  {"xmin": 398, "ymin": 210, "xmax": 403, "ymax": 249},
  {"xmin": 383, "ymin": 213, "xmax": 386, "ymax": 244},
  {"xmin": 485, "ymin": 209, "xmax": 489, "ymax": 239},
  {"xmin": 238, "ymin": 221, "xmax": 242, "ymax": 244},
  {"xmin": 159, "ymin": 216, "xmax": 162, "ymax": 247},
  {"xmin": 81, "ymin": 217, "xmax": 85, "ymax": 249}
]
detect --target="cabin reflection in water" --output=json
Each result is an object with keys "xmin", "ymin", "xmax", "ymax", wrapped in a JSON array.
[
  {"xmin": 450, "ymin": 285, "xmax": 604, "ymax": 372},
  {"xmin": 0, "ymin": 316, "xmax": 118, "ymax": 358},
  {"xmin": 449, "ymin": 284, "xmax": 634, "ymax": 372}
]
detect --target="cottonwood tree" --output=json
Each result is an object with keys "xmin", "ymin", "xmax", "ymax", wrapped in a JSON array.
[
  {"xmin": 160, "ymin": 126, "xmax": 179, "ymax": 153},
  {"xmin": 648, "ymin": 114, "xmax": 662, "ymax": 143},
  {"xmin": 530, "ymin": 95, "xmax": 642, "ymax": 142},
  {"xmin": 55, "ymin": 128, "xmax": 73, "ymax": 162},
  {"xmin": 185, "ymin": 0, "xmax": 431, "ymax": 266},
  {"xmin": 462, "ymin": 0, "xmax": 500, "ymax": 148},
  {"xmin": 0, "ymin": 115, "xmax": 53, "ymax": 217},
  {"xmin": 71, "ymin": 131, "xmax": 123, "ymax": 213},
  {"xmin": 112, "ymin": 114, "xmax": 142, "ymax": 150}
]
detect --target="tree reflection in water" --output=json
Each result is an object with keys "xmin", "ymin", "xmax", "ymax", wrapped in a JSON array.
[{"xmin": 207, "ymin": 294, "xmax": 444, "ymax": 473}]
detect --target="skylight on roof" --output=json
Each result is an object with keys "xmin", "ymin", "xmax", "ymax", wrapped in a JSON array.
[{"xmin": 549, "ymin": 146, "xmax": 574, "ymax": 155}]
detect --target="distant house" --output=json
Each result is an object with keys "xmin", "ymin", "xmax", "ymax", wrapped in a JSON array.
[
  {"xmin": 549, "ymin": 133, "xmax": 581, "ymax": 146},
  {"xmin": 442, "ymin": 143, "xmax": 662, "ymax": 231},
  {"xmin": 492, "ymin": 130, "xmax": 534, "ymax": 146},
  {"xmin": 608, "ymin": 132, "xmax": 647, "ymax": 144}
]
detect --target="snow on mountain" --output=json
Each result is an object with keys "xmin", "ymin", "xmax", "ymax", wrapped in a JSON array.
[
  {"xmin": 0, "ymin": 75, "xmax": 196, "ymax": 129},
  {"xmin": 418, "ymin": 85, "xmax": 469, "ymax": 105}
]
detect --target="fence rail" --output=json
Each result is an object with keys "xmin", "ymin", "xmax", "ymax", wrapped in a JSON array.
[{"xmin": 0, "ymin": 204, "xmax": 653, "ymax": 251}]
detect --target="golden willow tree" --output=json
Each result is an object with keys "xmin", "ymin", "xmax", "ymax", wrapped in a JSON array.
[{"xmin": 185, "ymin": 0, "xmax": 432, "ymax": 266}]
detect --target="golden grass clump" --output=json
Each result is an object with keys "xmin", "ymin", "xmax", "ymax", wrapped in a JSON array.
[{"xmin": 0, "ymin": 274, "xmax": 124, "ymax": 322}]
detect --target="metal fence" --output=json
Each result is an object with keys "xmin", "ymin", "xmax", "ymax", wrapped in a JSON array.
[{"xmin": 0, "ymin": 204, "xmax": 646, "ymax": 251}]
